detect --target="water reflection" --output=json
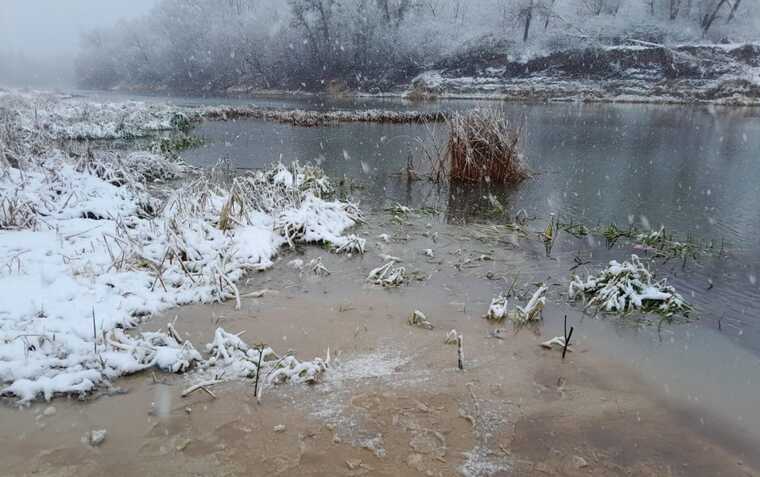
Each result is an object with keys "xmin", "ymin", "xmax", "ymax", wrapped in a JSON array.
[{"xmin": 183, "ymin": 103, "xmax": 758, "ymax": 244}]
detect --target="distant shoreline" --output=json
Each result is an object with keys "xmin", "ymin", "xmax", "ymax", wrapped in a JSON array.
[{"xmin": 75, "ymin": 42, "xmax": 760, "ymax": 108}]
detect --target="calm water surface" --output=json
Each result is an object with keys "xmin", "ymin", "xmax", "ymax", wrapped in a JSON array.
[
  {"xmin": 176, "ymin": 99, "xmax": 760, "ymax": 353},
  {"xmin": 88, "ymin": 93, "xmax": 760, "ymax": 445}
]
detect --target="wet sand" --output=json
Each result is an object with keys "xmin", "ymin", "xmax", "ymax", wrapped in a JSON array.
[
  {"xmin": 2, "ymin": 215, "xmax": 759, "ymax": 476},
  {"xmin": 2, "ymin": 279, "xmax": 758, "ymax": 475}
]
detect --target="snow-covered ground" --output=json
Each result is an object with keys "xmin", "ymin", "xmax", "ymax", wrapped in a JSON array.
[
  {"xmin": 0, "ymin": 94, "xmax": 365, "ymax": 402},
  {"xmin": 400, "ymin": 43, "xmax": 760, "ymax": 105}
]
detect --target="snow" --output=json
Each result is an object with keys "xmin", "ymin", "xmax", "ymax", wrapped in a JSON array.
[
  {"xmin": 399, "ymin": 42, "xmax": 760, "ymax": 105},
  {"xmin": 485, "ymin": 295, "xmax": 508, "ymax": 322},
  {"xmin": 515, "ymin": 285, "xmax": 547, "ymax": 322},
  {"xmin": 485, "ymin": 285, "xmax": 546, "ymax": 323},
  {"xmin": 0, "ymin": 90, "xmax": 187, "ymax": 140},
  {"xmin": 569, "ymin": 255, "xmax": 691, "ymax": 317},
  {"xmin": 367, "ymin": 261, "xmax": 406, "ymax": 287},
  {"xmin": 0, "ymin": 143, "xmax": 364, "ymax": 401},
  {"xmin": 191, "ymin": 327, "xmax": 328, "ymax": 387}
]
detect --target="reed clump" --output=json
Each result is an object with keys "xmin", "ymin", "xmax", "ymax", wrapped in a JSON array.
[{"xmin": 443, "ymin": 110, "xmax": 527, "ymax": 185}]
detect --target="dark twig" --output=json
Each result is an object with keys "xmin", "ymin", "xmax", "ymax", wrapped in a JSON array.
[
  {"xmin": 562, "ymin": 315, "xmax": 574, "ymax": 360},
  {"xmin": 457, "ymin": 334, "xmax": 464, "ymax": 370},
  {"xmin": 253, "ymin": 344, "xmax": 264, "ymax": 403}
]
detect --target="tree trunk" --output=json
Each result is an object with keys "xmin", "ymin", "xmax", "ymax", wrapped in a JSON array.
[
  {"xmin": 523, "ymin": 1, "xmax": 533, "ymax": 43},
  {"xmin": 670, "ymin": 0, "xmax": 681, "ymax": 19},
  {"xmin": 544, "ymin": 0, "xmax": 557, "ymax": 29},
  {"xmin": 702, "ymin": 0, "xmax": 729, "ymax": 34},
  {"xmin": 727, "ymin": 0, "xmax": 742, "ymax": 22}
]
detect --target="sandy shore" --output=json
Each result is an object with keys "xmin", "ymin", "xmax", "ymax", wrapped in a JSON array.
[{"xmin": 1, "ymin": 265, "xmax": 757, "ymax": 476}]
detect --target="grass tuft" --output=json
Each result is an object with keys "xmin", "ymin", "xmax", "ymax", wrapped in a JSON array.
[{"xmin": 444, "ymin": 110, "xmax": 528, "ymax": 185}]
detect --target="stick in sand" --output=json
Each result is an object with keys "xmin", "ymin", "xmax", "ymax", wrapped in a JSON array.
[
  {"xmin": 253, "ymin": 344, "xmax": 264, "ymax": 404},
  {"xmin": 457, "ymin": 334, "xmax": 464, "ymax": 370},
  {"xmin": 562, "ymin": 315, "xmax": 574, "ymax": 360}
]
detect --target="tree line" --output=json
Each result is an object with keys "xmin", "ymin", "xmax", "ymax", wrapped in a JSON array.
[{"xmin": 75, "ymin": 0, "xmax": 756, "ymax": 93}]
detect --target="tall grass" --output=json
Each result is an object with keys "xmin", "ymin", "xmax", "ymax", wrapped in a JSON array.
[{"xmin": 444, "ymin": 110, "xmax": 527, "ymax": 185}]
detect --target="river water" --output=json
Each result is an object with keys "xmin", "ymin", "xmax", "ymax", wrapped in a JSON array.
[
  {"xmin": 175, "ymin": 97, "xmax": 760, "ymax": 353},
  {"xmin": 179, "ymin": 96, "xmax": 760, "ymax": 448}
]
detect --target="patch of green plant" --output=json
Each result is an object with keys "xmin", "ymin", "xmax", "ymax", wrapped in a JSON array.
[
  {"xmin": 170, "ymin": 112, "xmax": 193, "ymax": 132},
  {"xmin": 418, "ymin": 206, "xmax": 440, "ymax": 216},
  {"xmin": 557, "ymin": 219, "xmax": 590, "ymax": 238},
  {"xmin": 152, "ymin": 134, "xmax": 203, "ymax": 157},
  {"xmin": 600, "ymin": 223, "xmax": 636, "ymax": 247},
  {"xmin": 386, "ymin": 203, "xmax": 414, "ymax": 223}
]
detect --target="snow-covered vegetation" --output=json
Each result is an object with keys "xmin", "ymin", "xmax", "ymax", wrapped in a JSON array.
[
  {"xmin": 71, "ymin": 0, "xmax": 760, "ymax": 95},
  {"xmin": 196, "ymin": 328, "xmax": 328, "ymax": 386},
  {"xmin": 0, "ymin": 95, "xmax": 364, "ymax": 402},
  {"xmin": 0, "ymin": 90, "xmax": 190, "ymax": 141},
  {"xmin": 485, "ymin": 284, "xmax": 546, "ymax": 323},
  {"xmin": 569, "ymin": 255, "xmax": 691, "ymax": 318},
  {"xmin": 367, "ymin": 260, "xmax": 406, "ymax": 286}
]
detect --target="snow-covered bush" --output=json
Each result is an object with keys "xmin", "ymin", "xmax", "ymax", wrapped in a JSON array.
[{"xmin": 569, "ymin": 255, "xmax": 691, "ymax": 318}]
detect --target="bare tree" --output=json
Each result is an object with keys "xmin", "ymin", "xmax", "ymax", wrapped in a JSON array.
[
  {"xmin": 701, "ymin": 0, "xmax": 730, "ymax": 33},
  {"xmin": 670, "ymin": 0, "xmax": 681, "ymax": 19},
  {"xmin": 522, "ymin": 0, "xmax": 534, "ymax": 42},
  {"xmin": 727, "ymin": 0, "xmax": 742, "ymax": 22}
]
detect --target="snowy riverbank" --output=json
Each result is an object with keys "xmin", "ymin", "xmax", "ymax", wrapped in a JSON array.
[
  {"xmin": 399, "ymin": 43, "xmax": 760, "ymax": 105},
  {"xmin": 0, "ymin": 93, "xmax": 366, "ymax": 401}
]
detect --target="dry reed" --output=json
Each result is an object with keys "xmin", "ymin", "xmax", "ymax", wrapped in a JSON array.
[{"xmin": 444, "ymin": 110, "xmax": 527, "ymax": 185}]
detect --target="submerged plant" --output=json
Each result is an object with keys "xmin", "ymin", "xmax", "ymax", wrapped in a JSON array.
[
  {"xmin": 569, "ymin": 254, "xmax": 691, "ymax": 318},
  {"xmin": 558, "ymin": 219, "xmax": 589, "ymax": 238},
  {"xmin": 513, "ymin": 284, "xmax": 547, "ymax": 323},
  {"xmin": 560, "ymin": 218, "xmax": 712, "ymax": 263},
  {"xmin": 151, "ymin": 133, "xmax": 203, "ymax": 157},
  {"xmin": 308, "ymin": 257, "xmax": 331, "ymax": 276},
  {"xmin": 409, "ymin": 310, "xmax": 434, "ymax": 330},
  {"xmin": 601, "ymin": 223, "xmax": 635, "ymax": 247},
  {"xmin": 485, "ymin": 294, "xmax": 509, "ymax": 322},
  {"xmin": 368, "ymin": 261, "xmax": 406, "ymax": 287},
  {"xmin": 485, "ymin": 283, "xmax": 546, "ymax": 324}
]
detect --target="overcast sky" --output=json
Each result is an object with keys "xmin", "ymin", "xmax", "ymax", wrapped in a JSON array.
[
  {"xmin": 0, "ymin": 0, "xmax": 158, "ymax": 86},
  {"xmin": 0, "ymin": 0, "xmax": 157, "ymax": 57}
]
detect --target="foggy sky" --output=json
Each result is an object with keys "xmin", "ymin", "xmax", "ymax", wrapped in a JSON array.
[{"xmin": 0, "ymin": 0, "xmax": 157, "ymax": 87}]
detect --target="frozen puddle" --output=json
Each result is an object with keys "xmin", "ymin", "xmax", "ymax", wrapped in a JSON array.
[
  {"xmin": 306, "ymin": 348, "xmax": 423, "ymax": 459},
  {"xmin": 460, "ymin": 446, "xmax": 512, "ymax": 477},
  {"xmin": 325, "ymin": 349, "xmax": 409, "ymax": 384}
]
